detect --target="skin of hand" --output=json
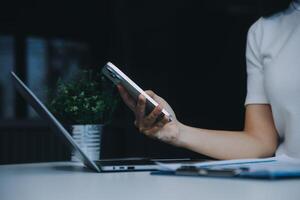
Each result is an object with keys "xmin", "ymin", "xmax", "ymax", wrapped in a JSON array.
[{"xmin": 117, "ymin": 85, "xmax": 183, "ymax": 146}]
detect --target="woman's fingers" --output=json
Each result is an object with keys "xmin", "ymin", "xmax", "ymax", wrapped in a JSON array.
[
  {"xmin": 143, "ymin": 126, "xmax": 162, "ymax": 137},
  {"xmin": 117, "ymin": 84, "xmax": 136, "ymax": 110},
  {"xmin": 156, "ymin": 116, "xmax": 169, "ymax": 127},
  {"xmin": 142, "ymin": 105, "xmax": 163, "ymax": 128},
  {"xmin": 118, "ymin": 86, "xmax": 171, "ymax": 138},
  {"xmin": 135, "ymin": 95, "xmax": 146, "ymax": 126}
]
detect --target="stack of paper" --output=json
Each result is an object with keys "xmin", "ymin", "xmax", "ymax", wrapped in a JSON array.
[{"xmin": 155, "ymin": 154, "xmax": 300, "ymax": 179}]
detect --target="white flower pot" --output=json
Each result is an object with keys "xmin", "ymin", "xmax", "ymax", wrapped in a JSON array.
[{"xmin": 71, "ymin": 124, "xmax": 103, "ymax": 161}]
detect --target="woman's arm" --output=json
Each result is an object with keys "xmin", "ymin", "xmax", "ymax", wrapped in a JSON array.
[
  {"xmin": 178, "ymin": 105, "xmax": 278, "ymax": 159},
  {"xmin": 117, "ymin": 85, "xmax": 278, "ymax": 160}
]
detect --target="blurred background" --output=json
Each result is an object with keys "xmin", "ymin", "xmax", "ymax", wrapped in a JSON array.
[{"xmin": 0, "ymin": 0, "xmax": 261, "ymax": 164}]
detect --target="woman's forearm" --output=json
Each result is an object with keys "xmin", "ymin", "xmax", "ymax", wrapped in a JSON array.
[{"xmin": 177, "ymin": 122, "xmax": 276, "ymax": 160}]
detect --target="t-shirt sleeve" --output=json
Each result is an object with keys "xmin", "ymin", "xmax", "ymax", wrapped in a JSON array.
[{"xmin": 245, "ymin": 18, "xmax": 269, "ymax": 105}]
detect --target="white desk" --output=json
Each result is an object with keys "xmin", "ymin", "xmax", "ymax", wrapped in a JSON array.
[{"xmin": 0, "ymin": 162, "xmax": 300, "ymax": 200}]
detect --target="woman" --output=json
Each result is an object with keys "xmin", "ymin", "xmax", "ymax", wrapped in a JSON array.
[{"xmin": 117, "ymin": 0, "xmax": 300, "ymax": 159}]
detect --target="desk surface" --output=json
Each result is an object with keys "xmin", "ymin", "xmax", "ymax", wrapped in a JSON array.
[{"xmin": 1, "ymin": 162, "xmax": 300, "ymax": 200}]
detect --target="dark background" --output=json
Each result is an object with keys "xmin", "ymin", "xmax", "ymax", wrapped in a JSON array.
[{"xmin": 0, "ymin": 0, "xmax": 261, "ymax": 164}]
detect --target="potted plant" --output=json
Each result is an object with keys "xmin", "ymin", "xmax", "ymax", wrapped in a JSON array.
[{"xmin": 48, "ymin": 69, "xmax": 119, "ymax": 161}]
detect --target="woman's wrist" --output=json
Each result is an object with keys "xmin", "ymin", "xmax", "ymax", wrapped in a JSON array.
[
  {"xmin": 172, "ymin": 121, "xmax": 188, "ymax": 148},
  {"xmin": 174, "ymin": 122, "xmax": 203, "ymax": 150}
]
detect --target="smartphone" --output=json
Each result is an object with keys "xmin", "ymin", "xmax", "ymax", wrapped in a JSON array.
[{"xmin": 102, "ymin": 62, "xmax": 172, "ymax": 121}]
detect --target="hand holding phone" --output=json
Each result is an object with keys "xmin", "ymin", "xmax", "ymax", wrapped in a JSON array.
[{"xmin": 102, "ymin": 62, "xmax": 172, "ymax": 122}]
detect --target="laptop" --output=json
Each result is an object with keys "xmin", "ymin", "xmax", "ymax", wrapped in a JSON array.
[{"xmin": 11, "ymin": 72, "xmax": 193, "ymax": 172}]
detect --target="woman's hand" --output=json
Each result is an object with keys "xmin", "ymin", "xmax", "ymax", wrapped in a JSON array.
[{"xmin": 117, "ymin": 85, "xmax": 182, "ymax": 146}]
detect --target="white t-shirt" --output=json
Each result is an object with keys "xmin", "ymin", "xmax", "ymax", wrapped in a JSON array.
[{"xmin": 245, "ymin": 1, "xmax": 300, "ymax": 158}]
